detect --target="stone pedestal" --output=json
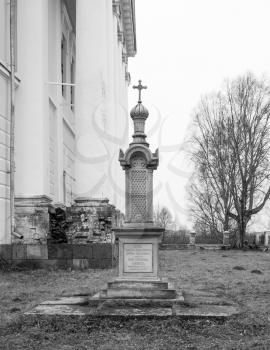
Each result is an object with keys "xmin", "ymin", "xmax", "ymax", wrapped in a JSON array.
[
  {"xmin": 115, "ymin": 227, "xmax": 162, "ymax": 280},
  {"xmin": 15, "ymin": 195, "xmax": 53, "ymax": 244},
  {"xmin": 189, "ymin": 231, "xmax": 196, "ymax": 246},
  {"xmin": 223, "ymin": 230, "xmax": 230, "ymax": 246},
  {"xmin": 99, "ymin": 226, "xmax": 180, "ymax": 301},
  {"xmin": 263, "ymin": 231, "xmax": 269, "ymax": 247}
]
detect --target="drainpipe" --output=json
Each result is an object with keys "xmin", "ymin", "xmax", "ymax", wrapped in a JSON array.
[
  {"xmin": 63, "ymin": 170, "xmax": 66, "ymax": 205},
  {"xmin": 11, "ymin": 231, "xmax": 23, "ymax": 240},
  {"xmin": 9, "ymin": 0, "xmax": 16, "ymax": 238}
]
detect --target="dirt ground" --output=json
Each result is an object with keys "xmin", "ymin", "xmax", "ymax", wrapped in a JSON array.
[{"xmin": 0, "ymin": 249, "xmax": 270, "ymax": 350}]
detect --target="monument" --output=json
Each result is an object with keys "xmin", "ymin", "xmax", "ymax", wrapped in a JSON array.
[
  {"xmin": 27, "ymin": 81, "xmax": 239, "ymax": 318},
  {"xmin": 99, "ymin": 81, "xmax": 179, "ymax": 301}
]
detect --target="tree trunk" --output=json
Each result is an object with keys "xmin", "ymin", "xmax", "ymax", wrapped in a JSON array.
[
  {"xmin": 237, "ymin": 216, "xmax": 248, "ymax": 248},
  {"xmin": 224, "ymin": 212, "xmax": 229, "ymax": 231}
]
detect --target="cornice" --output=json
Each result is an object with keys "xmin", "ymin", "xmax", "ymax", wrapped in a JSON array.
[{"xmin": 120, "ymin": 0, "xmax": 137, "ymax": 57}]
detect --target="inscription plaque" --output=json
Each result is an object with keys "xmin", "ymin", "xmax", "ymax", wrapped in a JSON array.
[{"xmin": 124, "ymin": 243, "xmax": 153, "ymax": 273}]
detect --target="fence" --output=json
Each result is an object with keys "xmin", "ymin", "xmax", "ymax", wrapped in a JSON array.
[{"xmin": 162, "ymin": 230, "xmax": 190, "ymax": 245}]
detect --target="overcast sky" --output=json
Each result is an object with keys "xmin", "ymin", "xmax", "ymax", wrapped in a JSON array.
[{"xmin": 128, "ymin": 0, "xmax": 270, "ymax": 229}]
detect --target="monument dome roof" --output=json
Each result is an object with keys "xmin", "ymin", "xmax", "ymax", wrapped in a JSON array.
[{"xmin": 130, "ymin": 102, "xmax": 149, "ymax": 119}]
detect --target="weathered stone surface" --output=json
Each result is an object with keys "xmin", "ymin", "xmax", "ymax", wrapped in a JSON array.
[
  {"xmin": 96, "ymin": 307, "xmax": 173, "ymax": 317},
  {"xmin": 26, "ymin": 244, "xmax": 48, "ymax": 259},
  {"xmin": 72, "ymin": 244, "xmax": 93, "ymax": 259},
  {"xmin": 41, "ymin": 296, "xmax": 89, "ymax": 306},
  {"xmin": 0, "ymin": 243, "xmax": 117, "ymax": 269},
  {"xmin": 107, "ymin": 280, "xmax": 169, "ymax": 290},
  {"xmin": 26, "ymin": 304, "xmax": 96, "ymax": 316},
  {"xmin": 173, "ymin": 304, "xmax": 239, "ymax": 318},
  {"xmin": 12, "ymin": 244, "xmax": 27, "ymax": 259},
  {"xmin": 159, "ymin": 244, "xmax": 196, "ymax": 250},
  {"xmin": 89, "ymin": 258, "xmax": 114, "ymax": 269},
  {"xmin": 66, "ymin": 197, "xmax": 123, "ymax": 244},
  {"xmin": 47, "ymin": 244, "xmax": 73, "ymax": 259},
  {"xmin": 183, "ymin": 290, "xmax": 237, "ymax": 307},
  {"xmin": 72, "ymin": 259, "xmax": 89, "ymax": 269},
  {"xmin": 92, "ymin": 243, "xmax": 113, "ymax": 259},
  {"xmin": 96, "ymin": 297, "xmax": 184, "ymax": 309},
  {"xmin": 0, "ymin": 244, "xmax": 12, "ymax": 260},
  {"xmin": 26, "ymin": 291, "xmax": 239, "ymax": 318},
  {"xmin": 15, "ymin": 195, "xmax": 52, "ymax": 244},
  {"xmin": 189, "ymin": 231, "xmax": 196, "ymax": 245},
  {"xmin": 102, "ymin": 288, "xmax": 177, "ymax": 299},
  {"xmin": 115, "ymin": 228, "xmax": 163, "ymax": 281}
]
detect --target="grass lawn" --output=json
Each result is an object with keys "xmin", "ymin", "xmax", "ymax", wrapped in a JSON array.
[{"xmin": 0, "ymin": 250, "xmax": 270, "ymax": 349}]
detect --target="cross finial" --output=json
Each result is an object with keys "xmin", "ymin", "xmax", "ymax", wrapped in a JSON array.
[{"xmin": 133, "ymin": 80, "xmax": 147, "ymax": 103}]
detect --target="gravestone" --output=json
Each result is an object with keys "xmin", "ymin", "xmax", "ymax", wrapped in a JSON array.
[{"xmin": 99, "ymin": 81, "xmax": 179, "ymax": 300}]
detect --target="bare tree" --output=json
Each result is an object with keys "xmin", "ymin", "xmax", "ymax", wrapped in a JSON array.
[
  {"xmin": 189, "ymin": 92, "xmax": 235, "ymax": 236},
  {"xmin": 154, "ymin": 206, "xmax": 172, "ymax": 229},
  {"xmin": 190, "ymin": 74, "xmax": 270, "ymax": 247},
  {"xmin": 188, "ymin": 176, "xmax": 231, "ymax": 238}
]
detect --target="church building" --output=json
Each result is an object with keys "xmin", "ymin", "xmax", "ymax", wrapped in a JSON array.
[{"xmin": 0, "ymin": 0, "xmax": 136, "ymax": 245}]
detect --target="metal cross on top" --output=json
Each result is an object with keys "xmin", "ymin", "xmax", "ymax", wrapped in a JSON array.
[{"xmin": 133, "ymin": 80, "xmax": 147, "ymax": 103}]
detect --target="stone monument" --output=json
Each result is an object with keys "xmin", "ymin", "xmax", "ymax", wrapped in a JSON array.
[
  {"xmin": 100, "ymin": 81, "xmax": 178, "ymax": 300},
  {"xmin": 27, "ymin": 81, "xmax": 239, "ymax": 319}
]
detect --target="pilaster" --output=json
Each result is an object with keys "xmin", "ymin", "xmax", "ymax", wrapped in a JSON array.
[
  {"xmin": 75, "ymin": 0, "xmax": 110, "ymax": 199},
  {"xmin": 15, "ymin": 0, "xmax": 49, "ymax": 197}
]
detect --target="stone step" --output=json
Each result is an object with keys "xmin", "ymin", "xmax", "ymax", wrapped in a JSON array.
[
  {"xmin": 101, "ymin": 288, "xmax": 177, "ymax": 299},
  {"xmin": 95, "ymin": 296, "xmax": 184, "ymax": 308},
  {"xmin": 107, "ymin": 280, "xmax": 169, "ymax": 290}
]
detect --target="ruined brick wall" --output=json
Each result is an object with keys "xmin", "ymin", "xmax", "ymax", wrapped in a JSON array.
[{"xmin": 65, "ymin": 198, "xmax": 123, "ymax": 243}]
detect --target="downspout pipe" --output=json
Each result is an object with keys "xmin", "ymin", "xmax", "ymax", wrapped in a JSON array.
[
  {"xmin": 9, "ymin": 0, "xmax": 16, "ymax": 238},
  {"xmin": 12, "ymin": 231, "xmax": 23, "ymax": 240}
]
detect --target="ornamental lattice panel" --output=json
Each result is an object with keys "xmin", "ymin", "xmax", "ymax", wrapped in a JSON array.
[{"xmin": 130, "ymin": 156, "xmax": 148, "ymax": 222}]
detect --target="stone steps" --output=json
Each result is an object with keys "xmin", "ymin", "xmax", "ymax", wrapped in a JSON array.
[
  {"xmin": 100, "ymin": 287, "xmax": 177, "ymax": 299},
  {"xmin": 107, "ymin": 280, "xmax": 169, "ymax": 290},
  {"xmin": 99, "ymin": 278, "xmax": 178, "ymax": 299}
]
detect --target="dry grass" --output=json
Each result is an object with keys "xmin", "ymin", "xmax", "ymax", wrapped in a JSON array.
[{"xmin": 0, "ymin": 250, "xmax": 270, "ymax": 349}]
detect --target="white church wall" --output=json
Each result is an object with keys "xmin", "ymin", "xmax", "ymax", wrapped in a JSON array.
[
  {"xmin": 74, "ymin": 0, "xmax": 132, "ymax": 213},
  {"xmin": 0, "ymin": 0, "xmax": 12, "ymax": 243},
  {"xmin": 75, "ymin": 0, "xmax": 110, "ymax": 200},
  {"xmin": 111, "ymin": 9, "xmax": 130, "ymax": 212},
  {"xmin": 15, "ymin": 0, "xmax": 49, "ymax": 197},
  {"xmin": 0, "ymin": 0, "xmax": 135, "ymax": 244},
  {"xmin": 0, "ymin": 70, "xmax": 11, "ymax": 243}
]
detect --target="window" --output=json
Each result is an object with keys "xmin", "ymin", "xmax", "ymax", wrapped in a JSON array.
[
  {"xmin": 61, "ymin": 3, "xmax": 76, "ymax": 111},
  {"xmin": 0, "ymin": 0, "xmax": 17, "ymax": 70}
]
